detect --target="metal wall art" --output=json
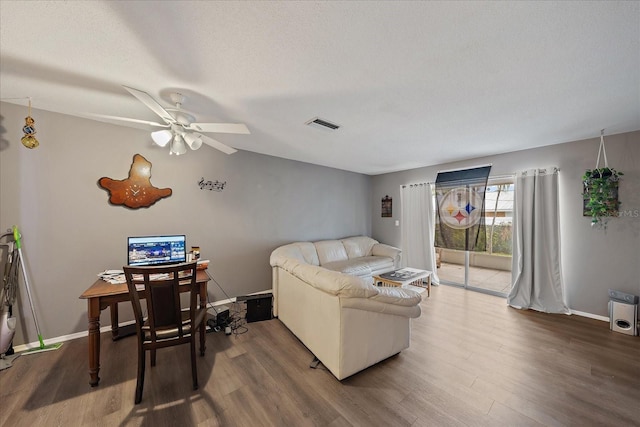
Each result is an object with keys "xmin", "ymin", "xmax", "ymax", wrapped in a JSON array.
[{"xmin": 198, "ymin": 177, "xmax": 226, "ymax": 192}]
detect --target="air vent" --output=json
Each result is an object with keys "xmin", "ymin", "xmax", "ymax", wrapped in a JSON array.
[{"xmin": 305, "ymin": 117, "xmax": 340, "ymax": 130}]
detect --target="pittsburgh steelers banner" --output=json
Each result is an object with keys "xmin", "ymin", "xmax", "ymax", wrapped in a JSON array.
[{"xmin": 435, "ymin": 166, "xmax": 491, "ymax": 252}]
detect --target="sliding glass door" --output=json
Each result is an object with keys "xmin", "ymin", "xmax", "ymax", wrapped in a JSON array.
[{"xmin": 436, "ymin": 177, "xmax": 514, "ymax": 297}]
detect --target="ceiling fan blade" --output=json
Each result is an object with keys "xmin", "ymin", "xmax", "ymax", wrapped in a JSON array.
[
  {"xmin": 198, "ymin": 133, "xmax": 238, "ymax": 155},
  {"xmin": 122, "ymin": 85, "xmax": 175, "ymax": 124},
  {"xmin": 188, "ymin": 123, "xmax": 250, "ymax": 134},
  {"xmin": 83, "ymin": 113, "xmax": 169, "ymax": 127}
]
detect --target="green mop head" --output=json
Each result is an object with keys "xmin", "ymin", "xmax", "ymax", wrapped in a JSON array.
[{"xmin": 22, "ymin": 334, "xmax": 63, "ymax": 355}]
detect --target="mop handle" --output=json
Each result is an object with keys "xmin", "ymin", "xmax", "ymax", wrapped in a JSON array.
[{"xmin": 12, "ymin": 226, "xmax": 43, "ymax": 344}]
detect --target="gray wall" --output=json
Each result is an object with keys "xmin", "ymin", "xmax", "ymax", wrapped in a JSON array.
[
  {"xmin": 0, "ymin": 102, "xmax": 371, "ymax": 345},
  {"xmin": 371, "ymin": 131, "xmax": 640, "ymax": 317},
  {"xmin": 2, "ymin": 98, "xmax": 637, "ymax": 344}
]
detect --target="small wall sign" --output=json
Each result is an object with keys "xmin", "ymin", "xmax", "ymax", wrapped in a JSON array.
[{"xmin": 382, "ymin": 195, "xmax": 392, "ymax": 217}]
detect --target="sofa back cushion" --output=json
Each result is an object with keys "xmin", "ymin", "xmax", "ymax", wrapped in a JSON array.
[
  {"xmin": 341, "ymin": 236, "xmax": 378, "ymax": 259},
  {"xmin": 314, "ymin": 240, "xmax": 348, "ymax": 265},
  {"xmin": 281, "ymin": 259, "xmax": 379, "ymax": 299},
  {"xmin": 271, "ymin": 242, "xmax": 320, "ymax": 266}
]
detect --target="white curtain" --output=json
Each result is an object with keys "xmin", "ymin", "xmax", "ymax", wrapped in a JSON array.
[
  {"xmin": 400, "ymin": 183, "xmax": 440, "ymax": 284},
  {"xmin": 508, "ymin": 167, "xmax": 569, "ymax": 313}
]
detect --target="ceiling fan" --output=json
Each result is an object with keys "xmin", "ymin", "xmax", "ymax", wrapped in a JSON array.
[{"xmin": 93, "ymin": 86, "xmax": 249, "ymax": 155}]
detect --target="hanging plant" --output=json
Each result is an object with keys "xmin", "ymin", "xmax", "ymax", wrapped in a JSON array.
[
  {"xmin": 582, "ymin": 130, "xmax": 622, "ymax": 229},
  {"xmin": 583, "ymin": 167, "xmax": 622, "ymax": 227}
]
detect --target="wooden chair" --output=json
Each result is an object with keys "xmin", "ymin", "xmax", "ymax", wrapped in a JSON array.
[{"xmin": 123, "ymin": 262, "xmax": 207, "ymax": 404}]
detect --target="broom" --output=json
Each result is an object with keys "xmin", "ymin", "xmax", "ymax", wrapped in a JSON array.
[{"xmin": 13, "ymin": 226, "xmax": 62, "ymax": 354}]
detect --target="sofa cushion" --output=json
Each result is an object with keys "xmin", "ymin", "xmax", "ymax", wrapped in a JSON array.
[
  {"xmin": 322, "ymin": 259, "xmax": 372, "ymax": 276},
  {"xmin": 357, "ymin": 256, "xmax": 394, "ymax": 273},
  {"xmin": 294, "ymin": 242, "xmax": 321, "ymax": 266},
  {"xmin": 322, "ymin": 256, "xmax": 394, "ymax": 277},
  {"xmin": 280, "ymin": 259, "xmax": 379, "ymax": 299},
  {"xmin": 270, "ymin": 242, "xmax": 320, "ymax": 266},
  {"xmin": 341, "ymin": 236, "xmax": 377, "ymax": 259},
  {"xmin": 314, "ymin": 240, "xmax": 348, "ymax": 265},
  {"xmin": 371, "ymin": 243, "xmax": 402, "ymax": 264}
]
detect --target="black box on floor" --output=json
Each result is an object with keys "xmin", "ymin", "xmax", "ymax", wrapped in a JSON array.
[
  {"xmin": 238, "ymin": 293, "xmax": 273, "ymax": 323},
  {"xmin": 215, "ymin": 306, "xmax": 230, "ymax": 327},
  {"xmin": 207, "ymin": 305, "xmax": 230, "ymax": 331}
]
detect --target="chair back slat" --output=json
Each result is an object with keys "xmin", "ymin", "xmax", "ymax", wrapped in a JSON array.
[
  {"xmin": 148, "ymin": 277, "xmax": 182, "ymax": 338},
  {"xmin": 123, "ymin": 263, "xmax": 198, "ymax": 342}
]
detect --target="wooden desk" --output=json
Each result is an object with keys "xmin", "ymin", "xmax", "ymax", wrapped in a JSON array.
[{"xmin": 79, "ymin": 269, "xmax": 211, "ymax": 387}]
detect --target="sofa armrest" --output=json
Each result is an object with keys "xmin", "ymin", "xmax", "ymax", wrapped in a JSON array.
[
  {"xmin": 369, "ymin": 286, "xmax": 422, "ymax": 306},
  {"xmin": 341, "ymin": 294, "xmax": 421, "ymax": 318},
  {"xmin": 371, "ymin": 243, "xmax": 402, "ymax": 267},
  {"xmin": 270, "ymin": 242, "xmax": 320, "ymax": 266},
  {"xmin": 341, "ymin": 285, "xmax": 421, "ymax": 318}
]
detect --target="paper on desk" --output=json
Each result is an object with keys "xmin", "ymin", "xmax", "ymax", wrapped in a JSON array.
[
  {"xmin": 97, "ymin": 270, "xmax": 170, "ymax": 285},
  {"xmin": 98, "ymin": 270, "xmax": 126, "ymax": 284}
]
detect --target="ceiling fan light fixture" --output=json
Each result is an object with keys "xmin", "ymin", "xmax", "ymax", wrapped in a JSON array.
[
  {"xmin": 184, "ymin": 133, "xmax": 203, "ymax": 150},
  {"xmin": 117, "ymin": 86, "xmax": 246, "ymax": 156},
  {"xmin": 171, "ymin": 134, "xmax": 187, "ymax": 155},
  {"xmin": 151, "ymin": 129, "xmax": 172, "ymax": 147}
]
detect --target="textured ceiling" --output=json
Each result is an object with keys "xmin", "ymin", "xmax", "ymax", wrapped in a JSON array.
[{"xmin": 1, "ymin": 1, "xmax": 638, "ymax": 174}]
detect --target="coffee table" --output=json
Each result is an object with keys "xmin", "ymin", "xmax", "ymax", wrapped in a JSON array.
[{"xmin": 374, "ymin": 268, "xmax": 432, "ymax": 297}]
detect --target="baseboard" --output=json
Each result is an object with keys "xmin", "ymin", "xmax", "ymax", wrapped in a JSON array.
[
  {"xmin": 207, "ymin": 298, "xmax": 234, "ymax": 308},
  {"xmin": 11, "ymin": 320, "xmax": 138, "ymax": 353},
  {"xmin": 11, "ymin": 289, "xmax": 273, "ymax": 353},
  {"xmin": 207, "ymin": 288, "xmax": 272, "ymax": 309},
  {"xmin": 570, "ymin": 310, "xmax": 609, "ymax": 322},
  {"xmin": 15, "ymin": 290, "xmax": 604, "ymax": 353}
]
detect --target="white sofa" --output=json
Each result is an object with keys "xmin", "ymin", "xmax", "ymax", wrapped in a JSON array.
[{"xmin": 270, "ymin": 236, "xmax": 422, "ymax": 380}]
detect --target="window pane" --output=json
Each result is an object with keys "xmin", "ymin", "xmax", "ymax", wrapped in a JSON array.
[
  {"xmin": 468, "ymin": 181, "xmax": 513, "ymax": 294},
  {"xmin": 436, "ymin": 178, "xmax": 514, "ymax": 296}
]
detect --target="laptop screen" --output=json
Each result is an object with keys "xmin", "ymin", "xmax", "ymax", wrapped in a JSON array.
[{"xmin": 127, "ymin": 235, "xmax": 186, "ymax": 266}]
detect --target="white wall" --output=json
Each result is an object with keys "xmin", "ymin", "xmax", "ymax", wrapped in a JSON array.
[
  {"xmin": 0, "ymin": 102, "xmax": 371, "ymax": 345},
  {"xmin": 371, "ymin": 131, "xmax": 640, "ymax": 317}
]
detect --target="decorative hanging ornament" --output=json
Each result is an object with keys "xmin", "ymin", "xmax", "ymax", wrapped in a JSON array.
[{"xmin": 21, "ymin": 98, "xmax": 39, "ymax": 149}]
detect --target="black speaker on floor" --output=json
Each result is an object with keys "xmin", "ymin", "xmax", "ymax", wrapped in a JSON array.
[{"xmin": 238, "ymin": 293, "xmax": 273, "ymax": 323}]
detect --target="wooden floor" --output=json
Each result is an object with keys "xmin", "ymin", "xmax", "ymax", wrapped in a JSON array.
[{"xmin": 1, "ymin": 285, "xmax": 639, "ymax": 426}]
